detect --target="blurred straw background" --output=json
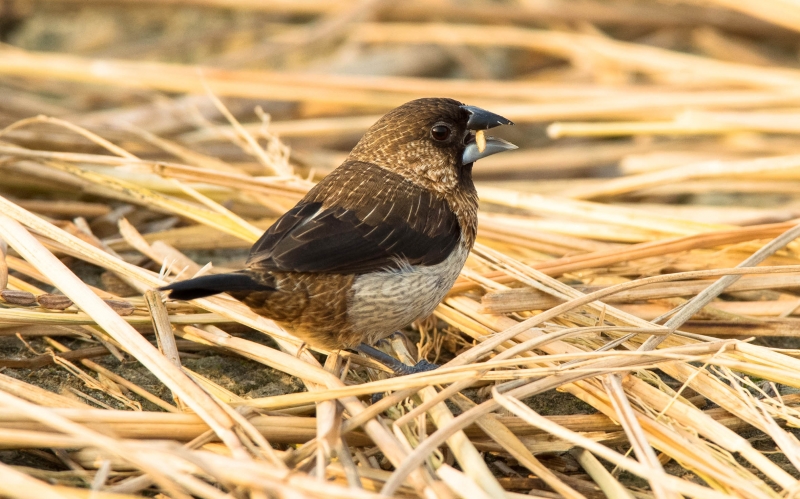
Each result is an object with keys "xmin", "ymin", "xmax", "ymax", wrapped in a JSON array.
[{"xmin": 4, "ymin": 1, "xmax": 800, "ymax": 498}]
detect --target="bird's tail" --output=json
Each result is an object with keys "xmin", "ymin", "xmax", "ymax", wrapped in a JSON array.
[{"xmin": 160, "ymin": 272, "xmax": 273, "ymax": 301}]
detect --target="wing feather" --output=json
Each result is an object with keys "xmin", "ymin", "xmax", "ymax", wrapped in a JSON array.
[{"xmin": 246, "ymin": 161, "xmax": 460, "ymax": 274}]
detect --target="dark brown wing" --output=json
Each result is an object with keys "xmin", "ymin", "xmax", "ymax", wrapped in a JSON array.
[{"xmin": 246, "ymin": 161, "xmax": 461, "ymax": 274}]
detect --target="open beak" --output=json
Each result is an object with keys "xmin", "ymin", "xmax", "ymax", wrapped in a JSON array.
[{"xmin": 460, "ymin": 105, "xmax": 517, "ymax": 164}]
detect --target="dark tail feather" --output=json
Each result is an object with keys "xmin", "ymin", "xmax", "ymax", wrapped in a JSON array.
[{"xmin": 160, "ymin": 273, "xmax": 273, "ymax": 301}]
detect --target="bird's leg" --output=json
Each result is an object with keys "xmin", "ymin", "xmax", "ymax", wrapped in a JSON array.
[{"xmin": 356, "ymin": 343, "xmax": 439, "ymax": 376}]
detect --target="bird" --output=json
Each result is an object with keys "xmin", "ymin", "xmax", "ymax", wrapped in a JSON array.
[{"xmin": 161, "ymin": 97, "xmax": 516, "ymax": 374}]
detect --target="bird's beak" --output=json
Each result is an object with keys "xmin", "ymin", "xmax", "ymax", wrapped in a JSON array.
[
  {"xmin": 460, "ymin": 105, "xmax": 517, "ymax": 164},
  {"xmin": 462, "ymin": 136, "xmax": 517, "ymax": 164},
  {"xmin": 461, "ymin": 105, "xmax": 514, "ymax": 130}
]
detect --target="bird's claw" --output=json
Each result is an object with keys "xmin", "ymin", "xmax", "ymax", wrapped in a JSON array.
[
  {"xmin": 355, "ymin": 343, "xmax": 439, "ymax": 376},
  {"xmin": 371, "ymin": 360, "xmax": 440, "ymax": 403},
  {"xmin": 391, "ymin": 359, "xmax": 440, "ymax": 376}
]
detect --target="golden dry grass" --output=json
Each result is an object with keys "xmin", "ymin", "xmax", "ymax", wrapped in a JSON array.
[{"xmin": 3, "ymin": 1, "xmax": 800, "ymax": 498}]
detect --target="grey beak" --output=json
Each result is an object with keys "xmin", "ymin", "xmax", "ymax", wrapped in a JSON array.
[
  {"xmin": 460, "ymin": 105, "xmax": 514, "ymax": 130},
  {"xmin": 463, "ymin": 137, "xmax": 517, "ymax": 164}
]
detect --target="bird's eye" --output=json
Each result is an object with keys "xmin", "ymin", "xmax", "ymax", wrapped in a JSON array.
[{"xmin": 430, "ymin": 124, "xmax": 451, "ymax": 141}]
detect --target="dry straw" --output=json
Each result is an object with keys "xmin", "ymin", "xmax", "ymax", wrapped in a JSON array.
[{"xmin": 3, "ymin": 1, "xmax": 800, "ymax": 498}]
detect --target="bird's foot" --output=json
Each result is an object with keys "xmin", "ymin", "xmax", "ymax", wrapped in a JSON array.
[
  {"xmin": 391, "ymin": 359, "xmax": 440, "ymax": 376},
  {"xmin": 355, "ymin": 343, "xmax": 439, "ymax": 376}
]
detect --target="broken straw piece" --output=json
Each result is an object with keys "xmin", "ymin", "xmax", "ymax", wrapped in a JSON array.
[{"xmin": 476, "ymin": 130, "xmax": 486, "ymax": 153}]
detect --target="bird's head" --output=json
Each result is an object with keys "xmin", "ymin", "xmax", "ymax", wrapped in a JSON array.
[{"xmin": 347, "ymin": 98, "xmax": 516, "ymax": 194}]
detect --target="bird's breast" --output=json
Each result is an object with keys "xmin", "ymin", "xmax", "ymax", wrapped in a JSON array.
[{"xmin": 347, "ymin": 243, "xmax": 470, "ymax": 344}]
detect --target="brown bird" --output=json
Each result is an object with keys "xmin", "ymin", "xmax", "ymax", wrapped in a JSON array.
[{"xmin": 161, "ymin": 98, "xmax": 515, "ymax": 374}]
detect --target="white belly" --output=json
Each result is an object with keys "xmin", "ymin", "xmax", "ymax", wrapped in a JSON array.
[{"xmin": 347, "ymin": 244, "xmax": 469, "ymax": 344}]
